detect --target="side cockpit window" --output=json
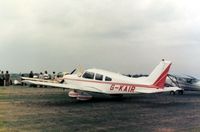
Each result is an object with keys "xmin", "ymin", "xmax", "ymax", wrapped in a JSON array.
[
  {"xmin": 95, "ymin": 73, "xmax": 103, "ymax": 81},
  {"xmin": 105, "ymin": 76, "xmax": 112, "ymax": 81},
  {"xmin": 82, "ymin": 72, "xmax": 94, "ymax": 79}
]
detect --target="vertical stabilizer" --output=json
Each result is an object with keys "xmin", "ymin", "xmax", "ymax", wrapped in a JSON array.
[{"xmin": 147, "ymin": 60, "xmax": 172, "ymax": 88}]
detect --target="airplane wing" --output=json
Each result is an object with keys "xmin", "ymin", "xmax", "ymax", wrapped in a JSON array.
[
  {"xmin": 21, "ymin": 77, "xmax": 59, "ymax": 83},
  {"xmin": 22, "ymin": 80, "xmax": 104, "ymax": 93}
]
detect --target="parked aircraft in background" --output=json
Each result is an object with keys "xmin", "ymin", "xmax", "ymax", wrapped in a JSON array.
[
  {"xmin": 23, "ymin": 60, "xmax": 181, "ymax": 101},
  {"xmin": 166, "ymin": 74, "xmax": 200, "ymax": 92}
]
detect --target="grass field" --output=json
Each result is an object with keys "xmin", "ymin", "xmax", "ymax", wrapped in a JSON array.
[{"xmin": 1, "ymin": 86, "xmax": 200, "ymax": 132}]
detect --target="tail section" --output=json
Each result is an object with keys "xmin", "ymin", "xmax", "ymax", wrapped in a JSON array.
[{"xmin": 146, "ymin": 60, "xmax": 172, "ymax": 88}]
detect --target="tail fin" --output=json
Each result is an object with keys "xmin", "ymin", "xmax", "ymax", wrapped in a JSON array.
[{"xmin": 147, "ymin": 60, "xmax": 172, "ymax": 88}]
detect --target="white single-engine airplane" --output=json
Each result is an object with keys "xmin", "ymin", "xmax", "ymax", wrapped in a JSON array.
[{"xmin": 23, "ymin": 60, "xmax": 181, "ymax": 101}]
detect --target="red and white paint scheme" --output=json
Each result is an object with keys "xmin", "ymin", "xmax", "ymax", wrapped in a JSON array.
[{"xmin": 23, "ymin": 60, "xmax": 181, "ymax": 101}]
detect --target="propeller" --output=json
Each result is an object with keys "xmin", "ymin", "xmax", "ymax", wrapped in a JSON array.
[
  {"xmin": 70, "ymin": 68, "xmax": 77, "ymax": 74},
  {"xmin": 60, "ymin": 79, "xmax": 65, "ymax": 84},
  {"xmin": 59, "ymin": 65, "xmax": 84, "ymax": 83},
  {"xmin": 69, "ymin": 65, "xmax": 84, "ymax": 76}
]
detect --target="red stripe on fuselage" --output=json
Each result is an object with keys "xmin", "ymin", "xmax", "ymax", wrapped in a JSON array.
[{"xmin": 64, "ymin": 77, "xmax": 160, "ymax": 89}]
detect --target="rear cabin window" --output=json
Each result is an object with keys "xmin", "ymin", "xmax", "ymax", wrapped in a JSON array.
[
  {"xmin": 105, "ymin": 76, "xmax": 112, "ymax": 81},
  {"xmin": 82, "ymin": 72, "xmax": 94, "ymax": 79},
  {"xmin": 95, "ymin": 73, "xmax": 103, "ymax": 81}
]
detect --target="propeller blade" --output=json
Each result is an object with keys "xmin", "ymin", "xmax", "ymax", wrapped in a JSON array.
[
  {"xmin": 70, "ymin": 69, "xmax": 77, "ymax": 74},
  {"xmin": 60, "ymin": 79, "xmax": 65, "ymax": 84}
]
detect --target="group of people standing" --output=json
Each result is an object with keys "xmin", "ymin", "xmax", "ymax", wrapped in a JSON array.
[
  {"xmin": 29, "ymin": 71, "xmax": 56, "ymax": 80},
  {"xmin": 0, "ymin": 71, "xmax": 10, "ymax": 86}
]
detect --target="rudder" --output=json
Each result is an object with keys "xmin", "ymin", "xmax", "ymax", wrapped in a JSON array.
[{"xmin": 146, "ymin": 60, "xmax": 172, "ymax": 88}]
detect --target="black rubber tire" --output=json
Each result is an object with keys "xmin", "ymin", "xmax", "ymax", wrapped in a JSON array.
[
  {"xmin": 170, "ymin": 91, "xmax": 176, "ymax": 95},
  {"xmin": 178, "ymin": 90, "xmax": 184, "ymax": 95}
]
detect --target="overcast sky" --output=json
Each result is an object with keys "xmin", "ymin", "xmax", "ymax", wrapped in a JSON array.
[{"xmin": 0, "ymin": 0, "xmax": 200, "ymax": 76}]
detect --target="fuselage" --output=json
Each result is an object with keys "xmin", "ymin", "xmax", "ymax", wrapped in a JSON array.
[{"xmin": 63, "ymin": 68, "xmax": 163, "ymax": 94}]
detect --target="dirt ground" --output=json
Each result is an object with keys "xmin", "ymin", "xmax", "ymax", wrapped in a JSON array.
[{"xmin": 0, "ymin": 86, "xmax": 200, "ymax": 132}]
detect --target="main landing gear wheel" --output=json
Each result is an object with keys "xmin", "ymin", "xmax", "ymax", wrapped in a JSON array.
[
  {"xmin": 170, "ymin": 91, "xmax": 176, "ymax": 95},
  {"xmin": 178, "ymin": 90, "xmax": 184, "ymax": 95}
]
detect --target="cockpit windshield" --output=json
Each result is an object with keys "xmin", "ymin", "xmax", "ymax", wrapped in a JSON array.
[{"xmin": 82, "ymin": 72, "xmax": 95, "ymax": 79}]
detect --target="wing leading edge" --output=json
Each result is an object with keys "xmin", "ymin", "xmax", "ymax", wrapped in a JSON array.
[{"xmin": 23, "ymin": 80, "xmax": 104, "ymax": 93}]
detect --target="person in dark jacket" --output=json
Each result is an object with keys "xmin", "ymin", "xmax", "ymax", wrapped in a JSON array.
[
  {"xmin": 5, "ymin": 71, "xmax": 10, "ymax": 86},
  {"xmin": 0, "ymin": 71, "xmax": 5, "ymax": 86},
  {"xmin": 29, "ymin": 71, "xmax": 34, "ymax": 78}
]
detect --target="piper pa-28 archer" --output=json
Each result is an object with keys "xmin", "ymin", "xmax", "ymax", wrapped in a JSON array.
[{"xmin": 23, "ymin": 60, "xmax": 181, "ymax": 101}]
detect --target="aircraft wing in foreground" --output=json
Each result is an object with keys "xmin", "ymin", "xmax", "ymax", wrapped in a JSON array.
[{"xmin": 23, "ymin": 60, "xmax": 182, "ymax": 101}]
